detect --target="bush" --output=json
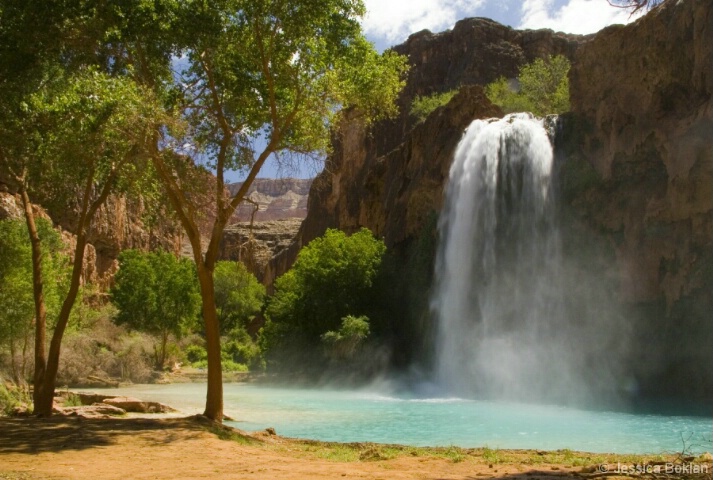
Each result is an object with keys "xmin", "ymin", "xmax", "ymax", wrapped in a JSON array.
[
  {"xmin": 266, "ymin": 228, "xmax": 386, "ymax": 341},
  {"xmin": 0, "ymin": 377, "xmax": 31, "ymax": 416},
  {"xmin": 410, "ymin": 89, "xmax": 458, "ymax": 123},
  {"xmin": 214, "ymin": 261, "xmax": 265, "ymax": 335},
  {"xmin": 222, "ymin": 328, "xmax": 264, "ymax": 372},
  {"xmin": 111, "ymin": 249, "xmax": 201, "ymax": 370},
  {"xmin": 185, "ymin": 344, "xmax": 208, "ymax": 364},
  {"xmin": 321, "ymin": 315, "xmax": 370, "ymax": 361},
  {"xmin": 57, "ymin": 315, "xmax": 155, "ymax": 385},
  {"xmin": 485, "ymin": 55, "xmax": 570, "ymax": 116}
]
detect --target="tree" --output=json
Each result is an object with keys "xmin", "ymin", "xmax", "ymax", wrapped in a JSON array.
[
  {"xmin": 485, "ymin": 55, "xmax": 570, "ymax": 117},
  {"xmin": 410, "ymin": 90, "xmax": 459, "ymax": 123},
  {"xmin": 0, "ymin": 218, "xmax": 68, "ymax": 384},
  {"xmin": 0, "ymin": 68, "xmax": 167, "ymax": 416},
  {"xmin": 1, "ymin": 0, "xmax": 177, "ymax": 416},
  {"xmin": 144, "ymin": 0, "xmax": 407, "ymax": 421},
  {"xmin": 111, "ymin": 250, "xmax": 201, "ymax": 370},
  {"xmin": 214, "ymin": 261, "xmax": 265, "ymax": 336},
  {"xmin": 607, "ymin": 0, "xmax": 665, "ymax": 14},
  {"xmin": 2, "ymin": 0, "xmax": 406, "ymax": 421},
  {"xmin": 266, "ymin": 228, "xmax": 386, "ymax": 340}
]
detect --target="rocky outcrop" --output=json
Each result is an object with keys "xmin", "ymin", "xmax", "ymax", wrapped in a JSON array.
[
  {"xmin": 228, "ymin": 178, "xmax": 312, "ymax": 222},
  {"xmin": 299, "ymin": 86, "xmax": 502, "ymax": 249},
  {"xmin": 378, "ymin": 17, "xmax": 585, "ymax": 156},
  {"xmin": 220, "ymin": 219, "xmax": 302, "ymax": 283},
  {"xmin": 216, "ymin": 178, "xmax": 311, "ymax": 283},
  {"xmin": 267, "ymin": 1, "xmax": 711, "ymax": 398}
]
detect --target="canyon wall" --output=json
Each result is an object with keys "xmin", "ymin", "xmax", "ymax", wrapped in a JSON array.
[
  {"xmin": 271, "ymin": 0, "xmax": 712, "ymax": 396},
  {"xmin": 563, "ymin": 0, "xmax": 712, "ymax": 400},
  {"xmin": 228, "ymin": 178, "xmax": 311, "ymax": 222},
  {"xmin": 0, "ymin": 185, "xmax": 182, "ymax": 290},
  {"xmin": 266, "ymin": 19, "xmax": 584, "ymax": 289}
]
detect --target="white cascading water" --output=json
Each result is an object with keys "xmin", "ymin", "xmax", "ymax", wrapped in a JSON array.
[{"xmin": 432, "ymin": 113, "xmax": 627, "ymax": 405}]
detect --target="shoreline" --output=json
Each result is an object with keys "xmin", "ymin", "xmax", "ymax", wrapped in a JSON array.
[{"xmin": 2, "ymin": 414, "xmax": 711, "ymax": 480}]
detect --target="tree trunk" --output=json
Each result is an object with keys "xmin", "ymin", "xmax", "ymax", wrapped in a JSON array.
[
  {"xmin": 19, "ymin": 187, "xmax": 49, "ymax": 411},
  {"xmin": 196, "ymin": 264, "xmax": 223, "ymax": 422},
  {"xmin": 33, "ymin": 231, "xmax": 89, "ymax": 416},
  {"xmin": 157, "ymin": 330, "xmax": 169, "ymax": 371},
  {"xmin": 10, "ymin": 340, "xmax": 19, "ymax": 384}
]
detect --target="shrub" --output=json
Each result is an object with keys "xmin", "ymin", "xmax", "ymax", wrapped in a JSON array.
[
  {"xmin": 111, "ymin": 249, "xmax": 201, "ymax": 369},
  {"xmin": 321, "ymin": 315, "xmax": 370, "ymax": 361},
  {"xmin": 266, "ymin": 228, "xmax": 386, "ymax": 341},
  {"xmin": 0, "ymin": 377, "xmax": 31, "ymax": 416},
  {"xmin": 485, "ymin": 55, "xmax": 570, "ymax": 116},
  {"xmin": 214, "ymin": 261, "xmax": 265, "ymax": 335},
  {"xmin": 410, "ymin": 89, "xmax": 458, "ymax": 123},
  {"xmin": 185, "ymin": 345, "xmax": 208, "ymax": 364}
]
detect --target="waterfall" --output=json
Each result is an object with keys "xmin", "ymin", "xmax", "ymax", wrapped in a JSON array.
[{"xmin": 432, "ymin": 113, "xmax": 628, "ymax": 406}]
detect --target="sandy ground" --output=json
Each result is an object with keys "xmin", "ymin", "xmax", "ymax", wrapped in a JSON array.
[{"xmin": 0, "ymin": 416, "xmax": 707, "ymax": 480}]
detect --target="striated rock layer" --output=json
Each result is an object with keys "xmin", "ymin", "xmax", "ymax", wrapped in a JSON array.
[{"xmin": 228, "ymin": 178, "xmax": 311, "ymax": 222}]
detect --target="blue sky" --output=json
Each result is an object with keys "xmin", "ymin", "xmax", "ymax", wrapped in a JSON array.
[{"xmin": 238, "ymin": 0, "xmax": 642, "ymax": 182}]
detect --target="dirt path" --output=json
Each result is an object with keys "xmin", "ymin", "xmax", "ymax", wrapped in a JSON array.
[{"xmin": 0, "ymin": 416, "xmax": 704, "ymax": 480}]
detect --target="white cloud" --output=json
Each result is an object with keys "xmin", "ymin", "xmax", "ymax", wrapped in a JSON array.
[
  {"xmin": 361, "ymin": 0, "xmax": 485, "ymax": 45},
  {"xmin": 518, "ymin": 0, "xmax": 644, "ymax": 34}
]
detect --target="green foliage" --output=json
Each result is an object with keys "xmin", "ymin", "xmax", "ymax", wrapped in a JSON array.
[
  {"xmin": 0, "ymin": 218, "xmax": 69, "ymax": 380},
  {"xmin": 222, "ymin": 327, "xmax": 264, "ymax": 372},
  {"xmin": 185, "ymin": 344, "xmax": 208, "ymax": 364},
  {"xmin": 0, "ymin": 378, "xmax": 32, "ymax": 416},
  {"xmin": 266, "ymin": 228, "xmax": 386, "ymax": 341},
  {"xmin": 214, "ymin": 261, "xmax": 265, "ymax": 335},
  {"xmin": 174, "ymin": 0, "xmax": 409, "ymax": 171},
  {"xmin": 410, "ymin": 89, "xmax": 458, "ymax": 123},
  {"xmin": 62, "ymin": 392, "xmax": 82, "ymax": 407},
  {"xmin": 321, "ymin": 315, "xmax": 370, "ymax": 361},
  {"xmin": 111, "ymin": 250, "xmax": 201, "ymax": 369},
  {"xmin": 485, "ymin": 55, "xmax": 571, "ymax": 116}
]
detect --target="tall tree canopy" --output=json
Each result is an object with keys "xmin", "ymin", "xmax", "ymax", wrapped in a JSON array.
[
  {"xmin": 1, "ymin": 0, "xmax": 406, "ymax": 421},
  {"xmin": 147, "ymin": 0, "xmax": 407, "ymax": 421}
]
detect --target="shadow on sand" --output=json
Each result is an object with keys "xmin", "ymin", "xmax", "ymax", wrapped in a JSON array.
[{"xmin": 0, "ymin": 416, "xmax": 208, "ymax": 454}]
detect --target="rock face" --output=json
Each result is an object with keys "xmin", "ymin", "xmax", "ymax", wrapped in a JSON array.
[
  {"xmin": 218, "ymin": 179, "xmax": 311, "ymax": 283},
  {"xmin": 563, "ymin": 0, "xmax": 712, "ymax": 400},
  {"xmin": 277, "ymin": 19, "xmax": 584, "ymax": 278},
  {"xmin": 568, "ymin": 0, "xmax": 712, "ymax": 306},
  {"xmin": 379, "ymin": 17, "xmax": 585, "ymax": 156},
  {"xmin": 228, "ymin": 178, "xmax": 312, "ymax": 221},
  {"xmin": 219, "ymin": 219, "xmax": 303, "ymax": 283},
  {"xmin": 0, "ymin": 185, "xmax": 182, "ymax": 290}
]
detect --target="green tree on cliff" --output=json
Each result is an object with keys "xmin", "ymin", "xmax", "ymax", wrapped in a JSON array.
[{"xmin": 486, "ymin": 55, "xmax": 570, "ymax": 116}]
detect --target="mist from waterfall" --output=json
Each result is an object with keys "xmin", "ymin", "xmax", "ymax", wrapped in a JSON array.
[{"xmin": 432, "ymin": 113, "xmax": 630, "ymax": 407}]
